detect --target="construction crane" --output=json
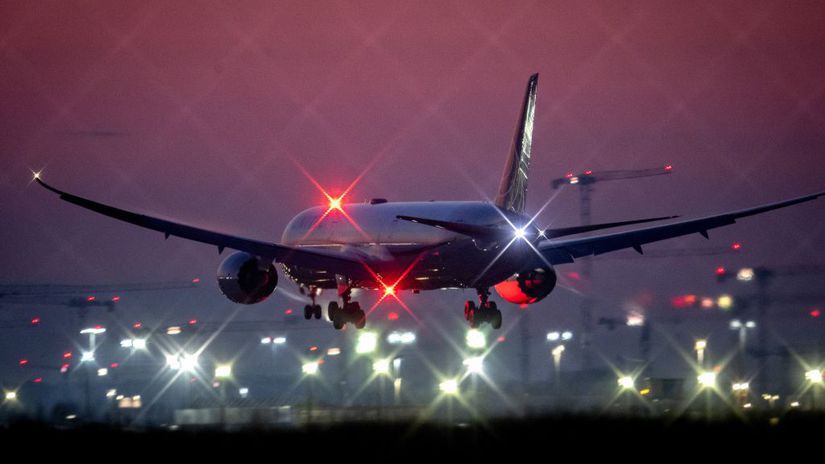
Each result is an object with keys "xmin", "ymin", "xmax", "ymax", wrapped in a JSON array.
[
  {"xmin": 551, "ymin": 165, "xmax": 674, "ymax": 369},
  {"xmin": 715, "ymin": 264, "xmax": 825, "ymax": 398}
]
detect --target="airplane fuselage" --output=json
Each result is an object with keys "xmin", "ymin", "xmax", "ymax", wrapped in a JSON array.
[{"xmin": 280, "ymin": 201, "xmax": 532, "ymax": 291}]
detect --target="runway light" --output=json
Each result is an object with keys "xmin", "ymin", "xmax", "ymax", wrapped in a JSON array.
[
  {"xmin": 133, "ymin": 338, "xmax": 146, "ymax": 350},
  {"xmin": 466, "ymin": 329, "xmax": 486, "ymax": 349},
  {"xmin": 731, "ymin": 242, "xmax": 742, "ymax": 251},
  {"xmin": 120, "ymin": 339, "xmax": 133, "ymax": 348},
  {"xmin": 34, "ymin": 378, "xmax": 42, "ymax": 384},
  {"xmin": 439, "ymin": 379, "xmax": 459, "ymax": 395},
  {"xmin": 80, "ymin": 352, "xmax": 95, "ymax": 362},
  {"xmin": 715, "ymin": 266, "xmax": 726, "ymax": 276},
  {"xmin": 106, "ymin": 389, "xmax": 117, "ymax": 398},
  {"xmin": 694, "ymin": 339, "xmax": 707, "ymax": 351},
  {"xmin": 18, "ymin": 359, "xmax": 28, "ymax": 367},
  {"xmin": 626, "ymin": 312, "xmax": 644, "ymax": 326},
  {"xmin": 327, "ymin": 347, "xmax": 341, "ymax": 356},
  {"xmin": 31, "ymin": 317, "xmax": 40, "ymax": 326},
  {"xmin": 561, "ymin": 331, "xmax": 573, "ymax": 341},
  {"xmin": 810, "ymin": 309, "xmax": 821, "ymax": 318},
  {"xmin": 180, "ymin": 354, "xmax": 198, "ymax": 372},
  {"xmin": 701, "ymin": 297, "xmax": 715, "ymax": 309},
  {"xmin": 63, "ymin": 351, "xmax": 72, "ymax": 359},
  {"xmin": 132, "ymin": 322, "xmax": 143, "ymax": 329},
  {"xmin": 730, "ymin": 319, "xmax": 742, "ymax": 330},
  {"xmin": 717, "ymin": 295, "xmax": 734, "ymax": 310},
  {"xmin": 514, "ymin": 227, "xmax": 527, "ymax": 239},
  {"xmin": 260, "ymin": 337, "xmax": 272, "ymax": 345},
  {"xmin": 166, "ymin": 326, "xmax": 182, "ymax": 335},
  {"xmin": 273, "ymin": 336, "xmax": 287, "ymax": 345},
  {"xmin": 356, "ymin": 332, "xmax": 378, "ymax": 354},
  {"xmin": 166, "ymin": 354, "xmax": 181, "ymax": 370},
  {"xmin": 790, "ymin": 401, "xmax": 800, "ymax": 408},
  {"xmin": 618, "ymin": 376, "xmax": 635, "ymax": 390},
  {"xmin": 698, "ymin": 371, "xmax": 717, "ymax": 388},
  {"xmin": 302, "ymin": 361, "xmax": 319, "ymax": 376},
  {"xmin": 373, "ymin": 359, "xmax": 391, "ymax": 375},
  {"xmin": 60, "ymin": 363, "xmax": 70, "ymax": 373},
  {"xmin": 4, "ymin": 391, "xmax": 17, "ymax": 401},
  {"xmin": 732, "ymin": 382, "xmax": 750, "ymax": 392},
  {"xmin": 463, "ymin": 356, "xmax": 484, "ymax": 374},
  {"xmin": 80, "ymin": 326, "xmax": 106, "ymax": 335},
  {"xmin": 112, "ymin": 296, "xmax": 120, "ymax": 302},
  {"xmin": 552, "ymin": 345, "xmax": 565, "ymax": 358},
  {"xmin": 387, "ymin": 311, "xmax": 399, "ymax": 321},
  {"xmin": 547, "ymin": 332, "xmax": 560, "ymax": 342},
  {"xmin": 745, "ymin": 321, "xmax": 756, "ymax": 328},
  {"xmin": 664, "ymin": 164, "xmax": 673, "ymax": 172},
  {"xmin": 97, "ymin": 368, "xmax": 108, "ymax": 377},
  {"xmin": 239, "ymin": 387, "xmax": 249, "ymax": 398}
]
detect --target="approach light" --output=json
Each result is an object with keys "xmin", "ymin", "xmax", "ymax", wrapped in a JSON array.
[
  {"xmin": 373, "ymin": 359, "xmax": 391, "ymax": 375},
  {"xmin": 618, "ymin": 376, "xmax": 635, "ymax": 390},
  {"xmin": 356, "ymin": 332, "xmax": 378, "ymax": 354},
  {"xmin": 214, "ymin": 364, "xmax": 232, "ymax": 379},
  {"xmin": 387, "ymin": 331, "xmax": 416, "ymax": 345},
  {"xmin": 805, "ymin": 369, "xmax": 823, "ymax": 384},
  {"xmin": 698, "ymin": 371, "xmax": 717, "ymax": 388},
  {"xmin": 466, "ymin": 329, "xmax": 486, "ymax": 349},
  {"xmin": 439, "ymin": 379, "xmax": 459, "ymax": 395},
  {"xmin": 463, "ymin": 356, "xmax": 485, "ymax": 374},
  {"xmin": 80, "ymin": 352, "xmax": 95, "ymax": 362},
  {"xmin": 302, "ymin": 361, "xmax": 320, "ymax": 376}
]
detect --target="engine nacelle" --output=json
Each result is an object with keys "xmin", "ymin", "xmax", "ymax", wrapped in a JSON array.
[
  {"xmin": 494, "ymin": 266, "xmax": 557, "ymax": 305},
  {"xmin": 217, "ymin": 252, "xmax": 278, "ymax": 304}
]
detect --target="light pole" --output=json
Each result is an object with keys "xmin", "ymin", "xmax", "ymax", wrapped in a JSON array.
[
  {"xmin": 215, "ymin": 363, "xmax": 232, "ymax": 428},
  {"xmin": 79, "ymin": 326, "xmax": 105, "ymax": 420},
  {"xmin": 439, "ymin": 379, "xmax": 459, "ymax": 425},
  {"xmin": 697, "ymin": 371, "xmax": 716, "ymax": 420},
  {"xmin": 805, "ymin": 369, "xmax": 823, "ymax": 410},
  {"xmin": 302, "ymin": 360, "xmax": 320, "ymax": 423},
  {"xmin": 694, "ymin": 339, "xmax": 707, "ymax": 369},
  {"xmin": 729, "ymin": 320, "xmax": 755, "ymax": 386},
  {"xmin": 618, "ymin": 375, "xmax": 635, "ymax": 415}
]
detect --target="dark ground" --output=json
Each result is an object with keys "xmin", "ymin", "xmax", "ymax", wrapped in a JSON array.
[{"xmin": 1, "ymin": 413, "xmax": 821, "ymax": 459}]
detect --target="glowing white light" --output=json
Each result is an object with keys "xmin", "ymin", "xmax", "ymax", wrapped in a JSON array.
[
  {"xmin": 80, "ymin": 327, "xmax": 106, "ymax": 335},
  {"xmin": 97, "ymin": 368, "xmax": 108, "ymax": 377},
  {"xmin": 387, "ymin": 331, "xmax": 416, "ymax": 345},
  {"xmin": 439, "ymin": 379, "xmax": 459, "ymax": 395},
  {"xmin": 552, "ymin": 345, "xmax": 565, "ymax": 358},
  {"xmin": 546, "ymin": 332, "xmax": 560, "ymax": 342},
  {"xmin": 618, "ymin": 376, "xmax": 635, "ymax": 390},
  {"xmin": 466, "ymin": 329, "xmax": 486, "ymax": 349},
  {"xmin": 260, "ymin": 337, "xmax": 272, "ymax": 345},
  {"xmin": 569, "ymin": 176, "xmax": 579, "ymax": 184},
  {"xmin": 180, "ymin": 354, "xmax": 198, "ymax": 372},
  {"xmin": 729, "ymin": 319, "xmax": 742, "ymax": 329},
  {"xmin": 81, "ymin": 352, "xmax": 95, "ymax": 362},
  {"xmin": 805, "ymin": 369, "xmax": 823, "ymax": 383},
  {"xmin": 120, "ymin": 339, "xmax": 133, "ymax": 348},
  {"xmin": 302, "ymin": 361, "xmax": 319, "ymax": 376},
  {"xmin": 215, "ymin": 364, "xmax": 232, "ymax": 379},
  {"xmin": 327, "ymin": 348, "xmax": 341, "ymax": 356},
  {"xmin": 463, "ymin": 356, "xmax": 484, "ymax": 374},
  {"xmin": 561, "ymin": 331, "xmax": 573, "ymax": 341},
  {"xmin": 5, "ymin": 391, "xmax": 17, "ymax": 401},
  {"xmin": 273, "ymin": 336, "xmax": 287, "ymax": 345},
  {"xmin": 698, "ymin": 371, "xmax": 717, "ymax": 388},
  {"xmin": 166, "ymin": 354, "xmax": 181, "ymax": 370},
  {"xmin": 514, "ymin": 227, "xmax": 527, "ymax": 239},
  {"xmin": 32, "ymin": 171, "xmax": 41, "ymax": 180},
  {"xmin": 166, "ymin": 326, "xmax": 182, "ymax": 335},
  {"xmin": 791, "ymin": 401, "xmax": 800, "ymax": 408},
  {"xmin": 626, "ymin": 312, "xmax": 645, "ymax": 327},
  {"xmin": 736, "ymin": 268, "xmax": 755, "ymax": 282},
  {"xmin": 745, "ymin": 321, "xmax": 756, "ymax": 329},
  {"xmin": 373, "ymin": 359, "xmax": 391, "ymax": 375},
  {"xmin": 106, "ymin": 389, "xmax": 117, "ymax": 398},
  {"xmin": 239, "ymin": 387, "xmax": 249, "ymax": 397},
  {"xmin": 694, "ymin": 340, "xmax": 707, "ymax": 351},
  {"xmin": 356, "ymin": 332, "xmax": 378, "ymax": 354},
  {"xmin": 732, "ymin": 382, "xmax": 750, "ymax": 392}
]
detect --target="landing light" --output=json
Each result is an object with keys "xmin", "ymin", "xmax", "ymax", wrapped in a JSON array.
[
  {"xmin": 329, "ymin": 197, "xmax": 342, "ymax": 210},
  {"xmin": 514, "ymin": 228, "xmax": 527, "ymax": 239}
]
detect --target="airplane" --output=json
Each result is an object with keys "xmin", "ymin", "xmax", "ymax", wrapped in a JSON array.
[{"xmin": 35, "ymin": 74, "xmax": 824, "ymax": 331}]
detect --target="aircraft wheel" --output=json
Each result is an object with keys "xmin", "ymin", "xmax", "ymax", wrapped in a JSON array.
[
  {"xmin": 313, "ymin": 304, "xmax": 322, "ymax": 319},
  {"xmin": 333, "ymin": 319, "xmax": 345, "ymax": 330},
  {"xmin": 492, "ymin": 309, "xmax": 502, "ymax": 329},
  {"xmin": 354, "ymin": 309, "xmax": 366, "ymax": 329},
  {"xmin": 328, "ymin": 301, "xmax": 340, "ymax": 322},
  {"xmin": 464, "ymin": 301, "xmax": 476, "ymax": 321},
  {"xmin": 303, "ymin": 305, "xmax": 313, "ymax": 320}
]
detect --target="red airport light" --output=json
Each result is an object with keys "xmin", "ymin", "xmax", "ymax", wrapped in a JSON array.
[
  {"xmin": 19, "ymin": 359, "xmax": 29, "ymax": 367},
  {"xmin": 188, "ymin": 319, "xmax": 198, "ymax": 325},
  {"xmin": 87, "ymin": 296, "xmax": 96, "ymax": 302},
  {"xmin": 33, "ymin": 378, "xmax": 43, "ymax": 384},
  {"xmin": 285, "ymin": 308, "xmax": 294, "ymax": 316},
  {"xmin": 192, "ymin": 277, "xmax": 201, "ymax": 284},
  {"xmin": 309, "ymin": 346, "xmax": 318, "ymax": 352},
  {"xmin": 133, "ymin": 322, "xmax": 143, "ymax": 329},
  {"xmin": 811, "ymin": 309, "xmax": 822, "ymax": 318},
  {"xmin": 63, "ymin": 351, "xmax": 72, "ymax": 359},
  {"xmin": 731, "ymin": 243, "xmax": 742, "ymax": 251},
  {"xmin": 584, "ymin": 170, "xmax": 593, "ymax": 175},
  {"xmin": 564, "ymin": 172, "xmax": 573, "ymax": 178},
  {"xmin": 497, "ymin": 336, "xmax": 506, "ymax": 343},
  {"xmin": 112, "ymin": 296, "xmax": 121, "ymax": 302},
  {"xmin": 31, "ymin": 317, "xmax": 41, "ymax": 325},
  {"xmin": 387, "ymin": 312, "xmax": 399, "ymax": 321},
  {"xmin": 110, "ymin": 363, "xmax": 119, "ymax": 369},
  {"xmin": 715, "ymin": 266, "xmax": 726, "ymax": 276},
  {"xmin": 60, "ymin": 363, "xmax": 70, "ymax": 374},
  {"xmin": 664, "ymin": 164, "xmax": 673, "ymax": 172}
]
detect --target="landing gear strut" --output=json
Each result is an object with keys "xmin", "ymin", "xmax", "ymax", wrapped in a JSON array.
[
  {"xmin": 303, "ymin": 286, "xmax": 322, "ymax": 320},
  {"xmin": 464, "ymin": 287, "xmax": 502, "ymax": 329},
  {"xmin": 328, "ymin": 286, "xmax": 366, "ymax": 330}
]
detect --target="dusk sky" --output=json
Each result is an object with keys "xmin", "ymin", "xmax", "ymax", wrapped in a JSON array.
[{"xmin": 2, "ymin": 1, "xmax": 825, "ymax": 380}]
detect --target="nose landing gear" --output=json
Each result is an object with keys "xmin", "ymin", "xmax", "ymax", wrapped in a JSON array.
[{"xmin": 464, "ymin": 287, "xmax": 502, "ymax": 329}]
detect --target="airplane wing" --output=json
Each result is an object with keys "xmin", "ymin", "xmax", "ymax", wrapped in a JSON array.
[
  {"xmin": 34, "ymin": 176, "xmax": 373, "ymax": 278},
  {"xmin": 538, "ymin": 191, "xmax": 825, "ymax": 265}
]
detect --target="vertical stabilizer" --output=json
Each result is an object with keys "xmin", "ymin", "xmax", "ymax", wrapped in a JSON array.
[{"xmin": 495, "ymin": 73, "xmax": 538, "ymax": 214}]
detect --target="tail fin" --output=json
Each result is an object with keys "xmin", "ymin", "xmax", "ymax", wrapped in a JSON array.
[{"xmin": 495, "ymin": 73, "xmax": 538, "ymax": 214}]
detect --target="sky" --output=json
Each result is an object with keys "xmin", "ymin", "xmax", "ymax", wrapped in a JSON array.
[{"xmin": 2, "ymin": 1, "xmax": 825, "ymax": 387}]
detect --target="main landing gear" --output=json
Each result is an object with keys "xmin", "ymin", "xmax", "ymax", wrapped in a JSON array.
[
  {"xmin": 464, "ymin": 287, "xmax": 502, "ymax": 329},
  {"xmin": 328, "ymin": 287, "xmax": 366, "ymax": 331},
  {"xmin": 303, "ymin": 286, "xmax": 322, "ymax": 320}
]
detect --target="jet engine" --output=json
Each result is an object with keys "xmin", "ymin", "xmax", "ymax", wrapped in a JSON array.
[
  {"xmin": 494, "ymin": 266, "xmax": 557, "ymax": 305},
  {"xmin": 217, "ymin": 252, "xmax": 278, "ymax": 304}
]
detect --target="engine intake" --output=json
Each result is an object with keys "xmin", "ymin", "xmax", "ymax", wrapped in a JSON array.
[
  {"xmin": 494, "ymin": 266, "xmax": 557, "ymax": 305},
  {"xmin": 217, "ymin": 252, "xmax": 278, "ymax": 304}
]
